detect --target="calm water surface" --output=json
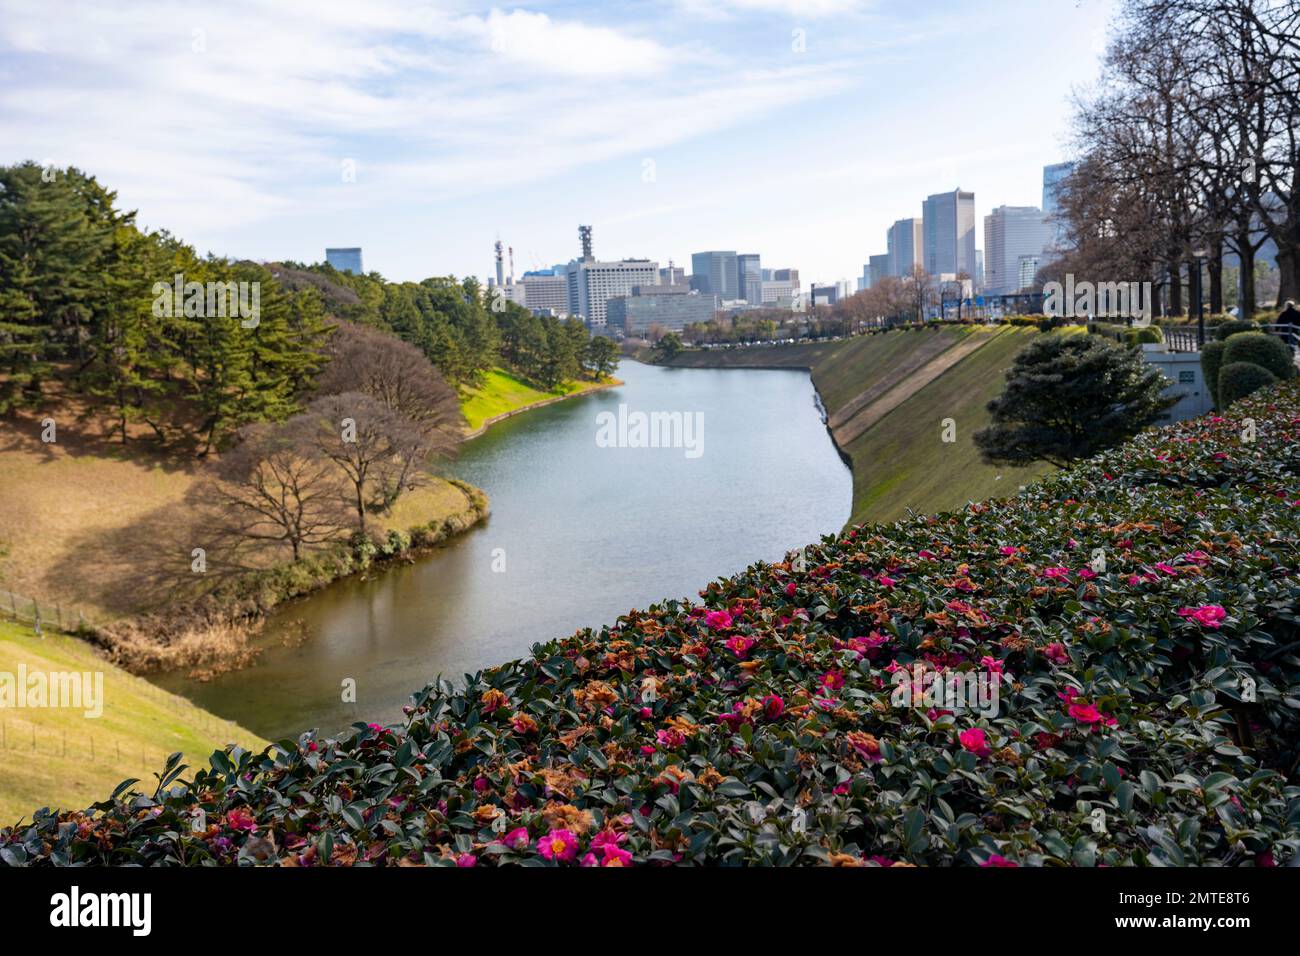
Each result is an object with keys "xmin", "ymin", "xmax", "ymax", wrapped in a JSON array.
[{"xmin": 159, "ymin": 360, "xmax": 850, "ymax": 739}]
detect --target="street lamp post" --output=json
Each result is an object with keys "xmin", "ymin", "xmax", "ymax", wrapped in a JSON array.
[{"xmin": 1191, "ymin": 248, "xmax": 1208, "ymax": 347}]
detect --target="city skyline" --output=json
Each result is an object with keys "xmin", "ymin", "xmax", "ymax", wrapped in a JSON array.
[{"xmin": 1, "ymin": 0, "xmax": 1116, "ymax": 285}]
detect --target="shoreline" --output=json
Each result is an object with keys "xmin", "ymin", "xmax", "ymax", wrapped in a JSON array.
[
  {"xmin": 87, "ymin": 479, "xmax": 491, "ymax": 680},
  {"xmin": 462, "ymin": 377, "xmax": 623, "ymax": 440}
]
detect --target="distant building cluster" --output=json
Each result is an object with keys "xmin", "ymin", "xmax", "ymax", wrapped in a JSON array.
[
  {"xmin": 857, "ymin": 164, "xmax": 1075, "ymax": 303},
  {"xmin": 318, "ymin": 162, "xmax": 1083, "ymax": 341},
  {"xmin": 473, "ymin": 226, "xmax": 802, "ymax": 338}
]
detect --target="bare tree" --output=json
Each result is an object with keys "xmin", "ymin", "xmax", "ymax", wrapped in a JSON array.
[
  {"xmin": 304, "ymin": 392, "xmax": 434, "ymax": 535},
  {"xmin": 196, "ymin": 420, "xmax": 350, "ymax": 562},
  {"xmin": 316, "ymin": 321, "xmax": 464, "ymax": 446}
]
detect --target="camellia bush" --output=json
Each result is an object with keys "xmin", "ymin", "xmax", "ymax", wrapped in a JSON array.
[{"xmin": 3, "ymin": 384, "xmax": 1300, "ymax": 867}]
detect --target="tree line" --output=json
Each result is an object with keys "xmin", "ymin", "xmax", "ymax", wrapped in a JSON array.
[
  {"xmin": 1057, "ymin": 0, "xmax": 1300, "ymax": 318},
  {"xmin": 274, "ymin": 261, "xmax": 618, "ymax": 390},
  {"xmin": 0, "ymin": 162, "xmax": 618, "ymax": 453}
]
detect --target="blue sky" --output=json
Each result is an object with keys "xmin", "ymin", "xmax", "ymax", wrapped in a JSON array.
[{"xmin": 0, "ymin": 0, "xmax": 1116, "ymax": 286}]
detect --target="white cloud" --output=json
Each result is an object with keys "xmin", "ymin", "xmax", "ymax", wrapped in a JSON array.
[{"xmin": 458, "ymin": 8, "xmax": 674, "ymax": 76}]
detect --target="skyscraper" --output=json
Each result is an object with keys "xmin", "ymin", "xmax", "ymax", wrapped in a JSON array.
[
  {"xmin": 566, "ymin": 259, "xmax": 659, "ymax": 328},
  {"xmin": 325, "ymin": 247, "xmax": 363, "ymax": 274},
  {"xmin": 983, "ymin": 206, "xmax": 1053, "ymax": 295},
  {"xmin": 887, "ymin": 218, "xmax": 923, "ymax": 277},
  {"xmin": 691, "ymin": 251, "xmax": 739, "ymax": 299},
  {"xmin": 1042, "ymin": 162, "xmax": 1076, "ymax": 251},
  {"xmin": 737, "ymin": 253, "xmax": 762, "ymax": 304},
  {"xmin": 921, "ymin": 189, "xmax": 976, "ymax": 277},
  {"xmin": 868, "ymin": 254, "xmax": 891, "ymax": 287}
]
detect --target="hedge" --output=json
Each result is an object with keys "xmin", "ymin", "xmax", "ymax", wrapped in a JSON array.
[
  {"xmin": 4, "ymin": 383, "xmax": 1300, "ymax": 867},
  {"xmin": 1219, "ymin": 361, "xmax": 1278, "ymax": 407},
  {"xmin": 1215, "ymin": 319, "xmax": 1259, "ymax": 342},
  {"xmin": 1221, "ymin": 332, "xmax": 1296, "ymax": 383},
  {"xmin": 1200, "ymin": 340, "xmax": 1227, "ymax": 407}
]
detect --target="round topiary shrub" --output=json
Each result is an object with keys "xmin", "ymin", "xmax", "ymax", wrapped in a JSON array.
[
  {"xmin": 1124, "ymin": 326, "xmax": 1163, "ymax": 348},
  {"xmin": 1218, "ymin": 361, "xmax": 1278, "ymax": 406},
  {"xmin": 1221, "ymin": 331, "xmax": 1296, "ymax": 381},
  {"xmin": 1200, "ymin": 340, "xmax": 1226, "ymax": 407},
  {"xmin": 1215, "ymin": 319, "xmax": 1258, "ymax": 341}
]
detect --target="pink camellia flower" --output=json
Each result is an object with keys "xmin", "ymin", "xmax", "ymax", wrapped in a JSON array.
[
  {"xmin": 981, "ymin": 854, "xmax": 1018, "ymax": 867},
  {"xmin": 785, "ymin": 581, "xmax": 798, "ymax": 597},
  {"xmin": 704, "ymin": 610, "xmax": 733, "ymax": 631},
  {"xmin": 538, "ymin": 829, "xmax": 580, "ymax": 862},
  {"xmin": 656, "ymin": 728, "xmax": 686, "ymax": 748},
  {"xmin": 1178, "ymin": 604, "xmax": 1227, "ymax": 629},
  {"xmin": 1058, "ymin": 686, "xmax": 1081, "ymax": 703},
  {"xmin": 1043, "ymin": 643, "xmax": 1069, "ymax": 665},
  {"xmin": 591, "ymin": 830, "xmax": 626, "ymax": 849},
  {"xmin": 1077, "ymin": 567, "xmax": 1097, "ymax": 580},
  {"xmin": 919, "ymin": 549, "xmax": 938, "ymax": 560},
  {"xmin": 877, "ymin": 572, "xmax": 897, "ymax": 587},
  {"xmin": 980, "ymin": 656, "xmax": 1004, "ymax": 675},
  {"xmin": 1042, "ymin": 566, "xmax": 1071, "ymax": 582},
  {"xmin": 958, "ymin": 727, "xmax": 991, "ymax": 758},
  {"xmin": 725, "ymin": 634, "xmax": 756, "ymax": 658},
  {"xmin": 1181, "ymin": 550, "xmax": 1211, "ymax": 565},
  {"xmin": 1154, "ymin": 562, "xmax": 1179, "ymax": 576},
  {"xmin": 763, "ymin": 694, "xmax": 784, "ymax": 720},
  {"xmin": 999, "ymin": 546, "xmax": 1018, "ymax": 556},
  {"xmin": 224, "ymin": 808, "xmax": 257, "ymax": 832},
  {"xmin": 456, "ymin": 853, "xmax": 477, "ymax": 867},
  {"xmin": 820, "ymin": 669, "xmax": 845, "ymax": 691},
  {"xmin": 1068, "ymin": 701, "xmax": 1117, "ymax": 727},
  {"xmin": 501, "ymin": 827, "xmax": 530, "ymax": 850}
]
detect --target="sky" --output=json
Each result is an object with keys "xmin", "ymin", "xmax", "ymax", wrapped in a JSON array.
[{"xmin": 0, "ymin": 0, "xmax": 1117, "ymax": 287}]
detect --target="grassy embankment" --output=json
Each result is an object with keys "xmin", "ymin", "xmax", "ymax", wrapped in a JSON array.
[
  {"xmin": 0, "ymin": 410, "xmax": 484, "ymax": 625},
  {"xmin": 0, "ymin": 620, "xmax": 266, "ymax": 824},
  {"xmin": 460, "ymin": 367, "xmax": 620, "ymax": 435},
  {"xmin": 658, "ymin": 326, "xmax": 1079, "ymax": 526}
]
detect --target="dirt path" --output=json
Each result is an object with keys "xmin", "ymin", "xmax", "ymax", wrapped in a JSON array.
[{"xmin": 831, "ymin": 331, "xmax": 1000, "ymax": 447}]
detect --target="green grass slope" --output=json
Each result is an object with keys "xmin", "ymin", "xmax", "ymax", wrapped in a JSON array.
[
  {"xmin": 835, "ymin": 327, "xmax": 1046, "ymax": 525},
  {"xmin": 0, "ymin": 621, "xmax": 267, "ymax": 824},
  {"xmin": 459, "ymin": 368, "xmax": 615, "ymax": 433}
]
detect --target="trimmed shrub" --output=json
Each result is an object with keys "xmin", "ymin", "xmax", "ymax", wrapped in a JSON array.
[
  {"xmin": 1215, "ymin": 319, "xmax": 1258, "ymax": 342},
  {"xmin": 1222, "ymin": 331, "xmax": 1296, "ymax": 382},
  {"xmin": 1123, "ymin": 326, "xmax": 1163, "ymax": 348},
  {"xmin": 1200, "ymin": 340, "xmax": 1226, "ymax": 407},
  {"xmin": 1219, "ymin": 361, "xmax": 1278, "ymax": 406}
]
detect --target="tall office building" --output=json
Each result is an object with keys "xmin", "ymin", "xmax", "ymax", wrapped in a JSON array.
[
  {"xmin": 983, "ymin": 206, "xmax": 1053, "ymax": 295},
  {"xmin": 772, "ymin": 268, "xmax": 800, "ymax": 284},
  {"xmin": 737, "ymin": 253, "xmax": 762, "ymax": 303},
  {"xmin": 325, "ymin": 247, "xmax": 363, "ymax": 275},
  {"xmin": 566, "ymin": 259, "xmax": 659, "ymax": 328},
  {"xmin": 519, "ymin": 269, "xmax": 569, "ymax": 314},
  {"xmin": 868, "ymin": 254, "xmax": 891, "ymax": 288},
  {"xmin": 1042, "ymin": 162, "xmax": 1076, "ymax": 252},
  {"xmin": 691, "ymin": 251, "xmax": 739, "ymax": 299},
  {"xmin": 887, "ymin": 218, "xmax": 923, "ymax": 277},
  {"xmin": 922, "ymin": 189, "xmax": 977, "ymax": 277}
]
